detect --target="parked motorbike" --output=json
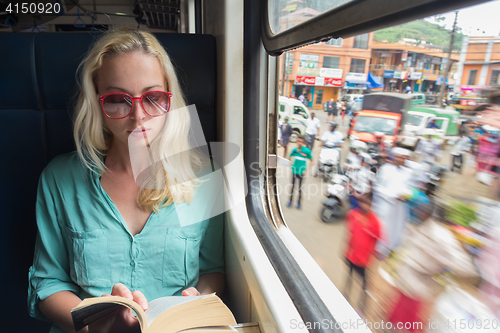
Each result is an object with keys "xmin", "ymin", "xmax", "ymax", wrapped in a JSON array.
[
  {"xmin": 320, "ymin": 173, "xmax": 350, "ymax": 223},
  {"xmin": 314, "ymin": 142, "xmax": 341, "ymax": 181}
]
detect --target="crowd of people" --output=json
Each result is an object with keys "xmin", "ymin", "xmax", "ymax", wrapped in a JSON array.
[{"xmin": 278, "ymin": 110, "xmax": 500, "ymax": 332}]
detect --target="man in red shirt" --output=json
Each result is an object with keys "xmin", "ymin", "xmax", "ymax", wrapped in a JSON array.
[{"xmin": 343, "ymin": 192, "xmax": 382, "ymax": 312}]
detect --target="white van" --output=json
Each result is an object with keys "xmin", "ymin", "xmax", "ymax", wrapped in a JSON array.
[
  {"xmin": 402, "ymin": 110, "xmax": 456, "ymax": 149},
  {"xmin": 279, "ymin": 96, "xmax": 311, "ymax": 142}
]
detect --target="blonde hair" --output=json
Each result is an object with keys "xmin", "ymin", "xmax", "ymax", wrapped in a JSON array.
[{"xmin": 73, "ymin": 27, "xmax": 206, "ymax": 212}]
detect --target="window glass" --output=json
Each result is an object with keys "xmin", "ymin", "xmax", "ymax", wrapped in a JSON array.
[
  {"xmin": 293, "ymin": 106, "xmax": 308, "ymax": 118},
  {"xmin": 268, "ymin": 0, "xmax": 354, "ymax": 35},
  {"xmin": 353, "ymin": 33, "xmax": 369, "ymax": 49},
  {"xmin": 323, "ymin": 56, "xmax": 340, "ymax": 69},
  {"xmin": 349, "ymin": 58, "xmax": 366, "ymax": 73},
  {"xmin": 353, "ymin": 116, "xmax": 397, "ymax": 135},
  {"xmin": 490, "ymin": 70, "xmax": 500, "ymax": 86},
  {"xmin": 468, "ymin": 70, "xmax": 478, "ymax": 85},
  {"xmin": 406, "ymin": 114, "xmax": 424, "ymax": 126},
  {"xmin": 280, "ymin": 104, "xmax": 286, "ymax": 112},
  {"xmin": 325, "ymin": 38, "xmax": 343, "ymax": 47},
  {"xmin": 315, "ymin": 89, "xmax": 324, "ymax": 104}
]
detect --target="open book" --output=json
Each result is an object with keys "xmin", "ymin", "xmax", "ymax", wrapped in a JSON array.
[{"xmin": 71, "ymin": 294, "xmax": 237, "ymax": 333}]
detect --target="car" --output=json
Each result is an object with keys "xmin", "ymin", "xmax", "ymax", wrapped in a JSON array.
[{"xmin": 279, "ymin": 96, "xmax": 311, "ymax": 142}]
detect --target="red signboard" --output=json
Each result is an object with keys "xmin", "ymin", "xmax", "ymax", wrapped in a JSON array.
[
  {"xmin": 324, "ymin": 78, "xmax": 343, "ymax": 87},
  {"xmin": 295, "ymin": 76, "xmax": 316, "ymax": 85},
  {"xmin": 295, "ymin": 76, "xmax": 343, "ymax": 87}
]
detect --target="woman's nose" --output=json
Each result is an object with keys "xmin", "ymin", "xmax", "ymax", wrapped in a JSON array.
[{"xmin": 130, "ymin": 98, "xmax": 147, "ymax": 120}]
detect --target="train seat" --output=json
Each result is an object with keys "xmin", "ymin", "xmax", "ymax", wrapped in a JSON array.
[{"xmin": 0, "ymin": 31, "xmax": 216, "ymax": 332}]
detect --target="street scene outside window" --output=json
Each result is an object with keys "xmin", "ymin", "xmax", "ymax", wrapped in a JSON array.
[{"xmin": 276, "ymin": 0, "xmax": 500, "ymax": 332}]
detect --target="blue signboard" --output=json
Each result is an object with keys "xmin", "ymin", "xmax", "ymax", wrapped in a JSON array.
[
  {"xmin": 345, "ymin": 82, "xmax": 367, "ymax": 89},
  {"xmin": 383, "ymin": 70, "xmax": 395, "ymax": 78}
]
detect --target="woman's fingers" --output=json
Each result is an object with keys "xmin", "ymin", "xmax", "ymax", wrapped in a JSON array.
[
  {"xmin": 132, "ymin": 290, "xmax": 148, "ymax": 311},
  {"xmin": 111, "ymin": 283, "xmax": 133, "ymax": 300},
  {"xmin": 181, "ymin": 287, "xmax": 200, "ymax": 296}
]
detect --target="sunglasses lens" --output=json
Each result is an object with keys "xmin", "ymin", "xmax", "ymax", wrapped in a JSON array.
[
  {"xmin": 102, "ymin": 94, "xmax": 132, "ymax": 118},
  {"xmin": 142, "ymin": 91, "xmax": 170, "ymax": 116}
]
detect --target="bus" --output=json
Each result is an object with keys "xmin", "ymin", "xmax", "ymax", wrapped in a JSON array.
[{"xmin": 0, "ymin": 0, "xmax": 491, "ymax": 332}]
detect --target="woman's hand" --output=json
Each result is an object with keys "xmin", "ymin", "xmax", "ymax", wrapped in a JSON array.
[
  {"xmin": 182, "ymin": 287, "xmax": 201, "ymax": 296},
  {"xmin": 88, "ymin": 283, "xmax": 148, "ymax": 333}
]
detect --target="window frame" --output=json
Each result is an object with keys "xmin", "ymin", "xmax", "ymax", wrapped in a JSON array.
[
  {"xmin": 468, "ymin": 69, "xmax": 478, "ymax": 85},
  {"xmin": 325, "ymin": 38, "xmax": 343, "ymax": 47},
  {"xmin": 349, "ymin": 58, "xmax": 366, "ymax": 74},
  {"xmin": 490, "ymin": 70, "xmax": 500, "ymax": 86},
  {"xmin": 323, "ymin": 55, "xmax": 340, "ymax": 69},
  {"xmin": 353, "ymin": 33, "xmax": 369, "ymax": 49},
  {"xmin": 262, "ymin": 0, "xmax": 489, "ymax": 55}
]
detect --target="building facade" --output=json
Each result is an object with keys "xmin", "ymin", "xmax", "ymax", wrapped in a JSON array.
[
  {"xmin": 370, "ymin": 41, "xmax": 459, "ymax": 94},
  {"xmin": 279, "ymin": 33, "xmax": 374, "ymax": 109},
  {"xmin": 455, "ymin": 36, "xmax": 500, "ymax": 94}
]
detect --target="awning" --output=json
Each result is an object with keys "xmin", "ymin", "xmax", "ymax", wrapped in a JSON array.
[
  {"xmin": 344, "ymin": 82, "xmax": 366, "ymax": 89},
  {"xmin": 367, "ymin": 72, "xmax": 384, "ymax": 90}
]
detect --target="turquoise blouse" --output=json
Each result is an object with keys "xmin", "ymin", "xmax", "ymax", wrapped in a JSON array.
[{"xmin": 28, "ymin": 152, "xmax": 224, "ymax": 325}]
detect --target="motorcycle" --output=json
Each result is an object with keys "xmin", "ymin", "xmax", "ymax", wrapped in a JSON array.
[
  {"xmin": 320, "ymin": 173, "xmax": 350, "ymax": 223},
  {"xmin": 366, "ymin": 142, "xmax": 384, "ymax": 173},
  {"xmin": 314, "ymin": 142, "xmax": 341, "ymax": 181}
]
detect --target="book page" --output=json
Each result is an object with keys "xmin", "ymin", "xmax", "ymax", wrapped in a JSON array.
[{"xmin": 146, "ymin": 295, "xmax": 207, "ymax": 326}]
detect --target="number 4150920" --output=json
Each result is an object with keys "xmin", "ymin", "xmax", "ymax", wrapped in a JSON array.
[
  {"xmin": 6, "ymin": 2, "xmax": 62, "ymax": 14},
  {"xmin": 446, "ymin": 318, "xmax": 499, "ymax": 330}
]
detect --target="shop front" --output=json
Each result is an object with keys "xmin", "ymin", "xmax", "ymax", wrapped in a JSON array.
[
  {"xmin": 383, "ymin": 70, "xmax": 409, "ymax": 92},
  {"xmin": 343, "ymin": 72, "xmax": 368, "ymax": 94},
  {"xmin": 293, "ymin": 75, "xmax": 343, "ymax": 108}
]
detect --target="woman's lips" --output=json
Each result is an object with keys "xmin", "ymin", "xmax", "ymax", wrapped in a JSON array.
[{"xmin": 128, "ymin": 128, "xmax": 151, "ymax": 137}]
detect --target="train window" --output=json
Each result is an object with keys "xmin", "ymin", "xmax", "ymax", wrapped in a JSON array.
[
  {"xmin": 267, "ymin": 0, "xmax": 499, "ymax": 330},
  {"xmin": 268, "ymin": 0, "xmax": 353, "ymax": 35}
]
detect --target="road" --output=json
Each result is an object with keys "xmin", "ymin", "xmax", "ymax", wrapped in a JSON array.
[
  {"xmin": 276, "ymin": 108, "xmax": 495, "ymax": 324},
  {"xmin": 277, "ymin": 110, "xmax": 351, "ymax": 289}
]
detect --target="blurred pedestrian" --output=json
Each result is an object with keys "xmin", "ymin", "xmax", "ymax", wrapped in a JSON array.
[
  {"xmin": 388, "ymin": 209, "xmax": 478, "ymax": 332},
  {"xmin": 343, "ymin": 192, "xmax": 382, "ymax": 311},
  {"xmin": 298, "ymin": 93, "xmax": 305, "ymax": 104},
  {"xmin": 459, "ymin": 119, "xmax": 471, "ymax": 136},
  {"xmin": 305, "ymin": 112, "xmax": 321, "ymax": 151},
  {"xmin": 373, "ymin": 147, "xmax": 413, "ymax": 257},
  {"xmin": 349, "ymin": 153, "xmax": 375, "ymax": 210},
  {"xmin": 415, "ymin": 130, "xmax": 442, "ymax": 169},
  {"xmin": 476, "ymin": 129, "xmax": 500, "ymax": 175},
  {"xmin": 325, "ymin": 98, "xmax": 337, "ymax": 123},
  {"xmin": 288, "ymin": 136, "xmax": 312, "ymax": 209},
  {"xmin": 451, "ymin": 131, "xmax": 472, "ymax": 173},
  {"xmin": 340, "ymin": 101, "xmax": 347, "ymax": 126},
  {"xmin": 281, "ymin": 117, "xmax": 292, "ymax": 158},
  {"xmin": 304, "ymin": 95, "xmax": 310, "ymax": 107},
  {"xmin": 345, "ymin": 140, "xmax": 366, "ymax": 177}
]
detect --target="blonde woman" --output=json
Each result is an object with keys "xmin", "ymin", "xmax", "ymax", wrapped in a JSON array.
[{"xmin": 28, "ymin": 28, "xmax": 224, "ymax": 333}]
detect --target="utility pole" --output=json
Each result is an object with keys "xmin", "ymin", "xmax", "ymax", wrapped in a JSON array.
[{"xmin": 438, "ymin": 11, "xmax": 458, "ymax": 107}]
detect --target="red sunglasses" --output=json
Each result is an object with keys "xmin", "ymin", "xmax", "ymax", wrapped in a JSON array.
[{"xmin": 98, "ymin": 91, "xmax": 172, "ymax": 119}]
